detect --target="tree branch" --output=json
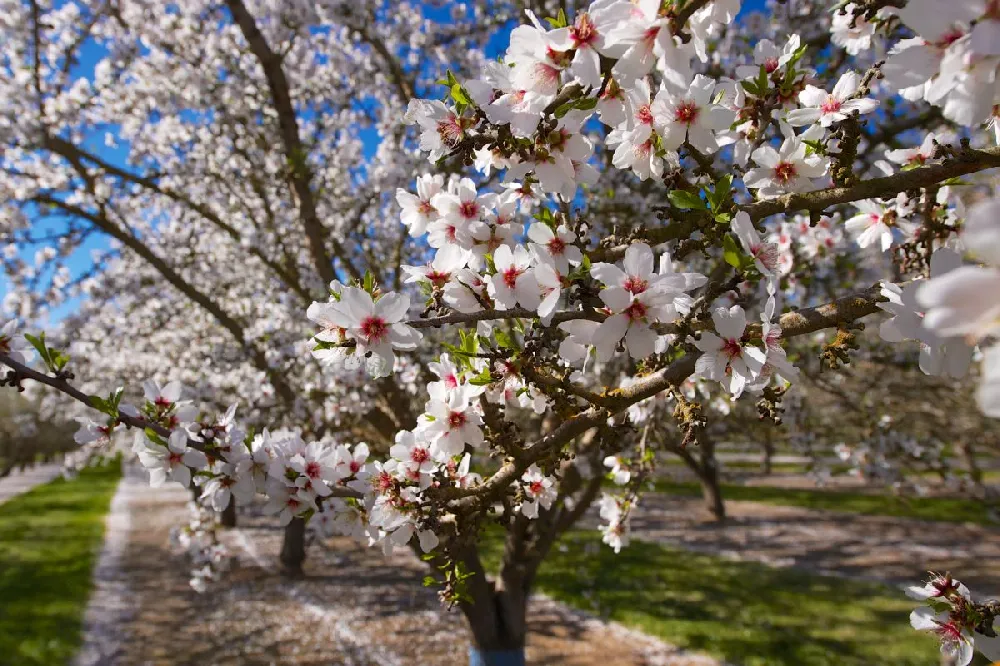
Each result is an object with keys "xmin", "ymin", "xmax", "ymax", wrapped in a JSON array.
[
  {"xmin": 594, "ymin": 144, "xmax": 1000, "ymax": 261},
  {"xmin": 225, "ymin": 0, "xmax": 360, "ymax": 283},
  {"xmin": 0, "ymin": 352, "xmax": 363, "ymax": 498}
]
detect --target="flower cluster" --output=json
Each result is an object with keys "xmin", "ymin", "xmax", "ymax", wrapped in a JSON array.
[
  {"xmin": 169, "ymin": 501, "xmax": 233, "ymax": 593},
  {"xmin": 908, "ymin": 574, "xmax": 1000, "ymax": 666},
  {"xmin": 307, "ymin": 282, "xmax": 422, "ymax": 379},
  {"xmin": 884, "ymin": 0, "xmax": 1000, "ymax": 137},
  {"xmin": 883, "ymin": 198, "xmax": 1000, "ymax": 410}
]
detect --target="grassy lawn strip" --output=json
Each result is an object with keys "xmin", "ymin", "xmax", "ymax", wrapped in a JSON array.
[
  {"xmin": 653, "ymin": 480, "xmax": 994, "ymax": 525},
  {"xmin": 0, "ymin": 462, "xmax": 121, "ymax": 665},
  {"xmin": 483, "ymin": 530, "xmax": 939, "ymax": 666}
]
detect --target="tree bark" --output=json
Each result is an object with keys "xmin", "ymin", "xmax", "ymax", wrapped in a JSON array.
[
  {"xmin": 697, "ymin": 438, "xmax": 726, "ymax": 522},
  {"xmin": 280, "ymin": 517, "xmax": 306, "ymax": 576},
  {"xmin": 220, "ymin": 496, "xmax": 237, "ymax": 528},
  {"xmin": 458, "ymin": 548, "xmax": 528, "ymax": 665},
  {"xmin": 957, "ymin": 439, "xmax": 983, "ymax": 486},
  {"xmin": 761, "ymin": 437, "xmax": 775, "ymax": 476},
  {"xmin": 673, "ymin": 439, "xmax": 727, "ymax": 522}
]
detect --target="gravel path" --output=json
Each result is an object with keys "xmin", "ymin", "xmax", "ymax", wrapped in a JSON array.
[
  {"xmin": 0, "ymin": 462, "xmax": 62, "ymax": 504},
  {"xmin": 618, "ymin": 493, "xmax": 1000, "ymax": 595},
  {"xmin": 76, "ymin": 468, "xmax": 718, "ymax": 666}
]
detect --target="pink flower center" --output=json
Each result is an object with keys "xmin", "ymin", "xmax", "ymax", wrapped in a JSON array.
[
  {"xmin": 764, "ymin": 57, "xmax": 779, "ymax": 73},
  {"xmin": 168, "ymin": 452, "xmax": 183, "ymax": 465},
  {"xmin": 674, "ymin": 101, "xmax": 699, "ymax": 125},
  {"xmin": 448, "ymin": 411, "xmax": 467, "ymax": 429},
  {"xmin": 722, "ymin": 338, "xmax": 743, "ymax": 359},
  {"xmin": 306, "ymin": 461, "xmax": 321, "ymax": 479},
  {"xmin": 411, "ymin": 447, "xmax": 430, "ymax": 464},
  {"xmin": 547, "ymin": 237, "xmax": 566, "ymax": 255},
  {"xmin": 502, "ymin": 266, "xmax": 520, "ymax": 289},
  {"xmin": 360, "ymin": 316, "xmax": 388, "ymax": 343},
  {"xmin": 751, "ymin": 242, "xmax": 779, "ymax": 271},
  {"xmin": 155, "ymin": 396, "xmax": 173, "ymax": 408},
  {"xmin": 933, "ymin": 28, "xmax": 965, "ymax": 50},
  {"xmin": 642, "ymin": 26, "xmax": 660, "ymax": 46},
  {"xmin": 820, "ymin": 95, "xmax": 842, "ymax": 114},
  {"xmin": 444, "ymin": 374, "xmax": 458, "ymax": 389},
  {"xmin": 349, "ymin": 460, "xmax": 361, "ymax": 474},
  {"xmin": 636, "ymin": 104, "xmax": 654, "ymax": 125},
  {"xmin": 376, "ymin": 471, "xmax": 393, "ymax": 492},
  {"xmin": 426, "ymin": 270, "xmax": 450, "ymax": 288},
  {"xmin": 571, "ymin": 13, "xmax": 597, "ymax": 46},
  {"xmin": 624, "ymin": 300, "xmax": 647, "ymax": 322},
  {"xmin": 528, "ymin": 480, "xmax": 544, "ymax": 495},
  {"xmin": 773, "ymin": 162, "xmax": 797, "ymax": 184},
  {"xmin": 458, "ymin": 200, "xmax": 480, "ymax": 220},
  {"xmin": 623, "ymin": 276, "xmax": 648, "ymax": 294},
  {"xmin": 934, "ymin": 621, "xmax": 964, "ymax": 645},
  {"xmin": 436, "ymin": 117, "xmax": 464, "ymax": 147},
  {"xmin": 417, "ymin": 200, "xmax": 435, "ymax": 215}
]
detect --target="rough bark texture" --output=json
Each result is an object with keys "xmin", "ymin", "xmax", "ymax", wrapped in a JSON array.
[{"xmin": 280, "ymin": 517, "xmax": 307, "ymax": 576}]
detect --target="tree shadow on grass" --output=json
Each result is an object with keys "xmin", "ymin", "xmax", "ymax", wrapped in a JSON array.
[{"xmin": 530, "ymin": 533, "xmax": 941, "ymax": 666}]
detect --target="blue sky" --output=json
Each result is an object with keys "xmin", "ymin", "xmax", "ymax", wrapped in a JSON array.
[{"xmin": 7, "ymin": 0, "xmax": 770, "ymax": 325}]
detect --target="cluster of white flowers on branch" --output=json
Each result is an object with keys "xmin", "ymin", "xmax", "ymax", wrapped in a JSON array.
[
  {"xmin": 5, "ymin": 0, "xmax": 1000, "ymax": 655},
  {"xmin": 908, "ymin": 574, "xmax": 1000, "ymax": 666}
]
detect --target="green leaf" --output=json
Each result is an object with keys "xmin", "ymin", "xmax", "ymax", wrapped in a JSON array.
[
  {"xmin": 144, "ymin": 428, "xmax": 166, "ymax": 446},
  {"xmin": 668, "ymin": 190, "xmax": 705, "ymax": 210},
  {"xmin": 450, "ymin": 83, "xmax": 469, "ymax": 105},
  {"xmin": 545, "ymin": 8, "xmax": 568, "ymax": 28},
  {"xmin": 574, "ymin": 96, "xmax": 598, "ymax": 111},
  {"xmin": 723, "ymin": 234, "xmax": 743, "ymax": 269},
  {"xmin": 714, "ymin": 212, "xmax": 732, "ymax": 224},
  {"xmin": 580, "ymin": 255, "xmax": 592, "ymax": 273},
  {"xmin": 23, "ymin": 333, "xmax": 48, "ymax": 363},
  {"xmin": 495, "ymin": 329, "xmax": 514, "ymax": 350},
  {"xmin": 363, "ymin": 270, "xmax": 376, "ymax": 294},
  {"xmin": 468, "ymin": 367, "xmax": 494, "ymax": 386}
]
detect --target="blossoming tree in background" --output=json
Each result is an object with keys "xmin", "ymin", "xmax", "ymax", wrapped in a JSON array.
[{"xmin": 2, "ymin": 0, "xmax": 1000, "ymax": 663}]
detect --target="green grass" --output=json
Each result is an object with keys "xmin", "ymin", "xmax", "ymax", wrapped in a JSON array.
[
  {"xmin": 653, "ymin": 480, "xmax": 995, "ymax": 525},
  {"xmin": 482, "ymin": 530, "xmax": 940, "ymax": 666},
  {"xmin": 0, "ymin": 462, "xmax": 121, "ymax": 665}
]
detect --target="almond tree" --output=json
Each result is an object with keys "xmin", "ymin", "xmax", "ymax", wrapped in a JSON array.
[{"xmin": 3, "ymin": 0, "xmax": 1000, "ymax": 664}]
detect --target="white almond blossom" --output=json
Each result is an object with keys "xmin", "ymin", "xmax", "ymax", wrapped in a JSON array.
[
  {"xmin": 694, "ymin": 305, "xmax": 767, "ymax": 397},
  {"xmin": 786, "ymin": 71, "xmax": 879, "ymax": 128},
  {"xmin": 744, "ymin": 125, "xmax": 829, "ymax": 198},
  {"xmin": 0, "ymin": 320, "xmax": 33, "ymax": 365}
]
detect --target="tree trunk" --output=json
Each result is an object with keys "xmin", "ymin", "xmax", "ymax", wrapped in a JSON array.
[
  {"xmin": 761, "ymin": 438, "xmax": 774, "ymax": 476},
  {"xmin": 673, "ymin": 438, "xmax": 726, "ymax": 522},
  {"xmin": 280, "ymin": 517, "xmax": 306, "ymax": 576},
  {"xmin": 449, "ymin": 545, "xmax": 528, "ymax": 666},
  {"xmin": 461, "ymin": 578, "xmax": 527, "ymax": 666},
  {"xmin": 220, "ymin": 496, "xmax": 237, "ymax": 527},
  {"xmin": 698, "ymin": 439, "xmax": 726, "ymax": 522},
  {"xmin": 956, "ymin": 439, "xmax": 983, "ymax": 490}
]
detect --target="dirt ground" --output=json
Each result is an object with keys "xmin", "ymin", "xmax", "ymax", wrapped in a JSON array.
[
  {"xmin": 81, "ymin": 468, "xmax": 1000, "ymax": 665},
  {"xmin": 620, "ymin": 493, "xmax": 1000, "ymax": 595},
  {"xmin": 94, "ymin": 471, "xmax": 717, "ymax": 666}
]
